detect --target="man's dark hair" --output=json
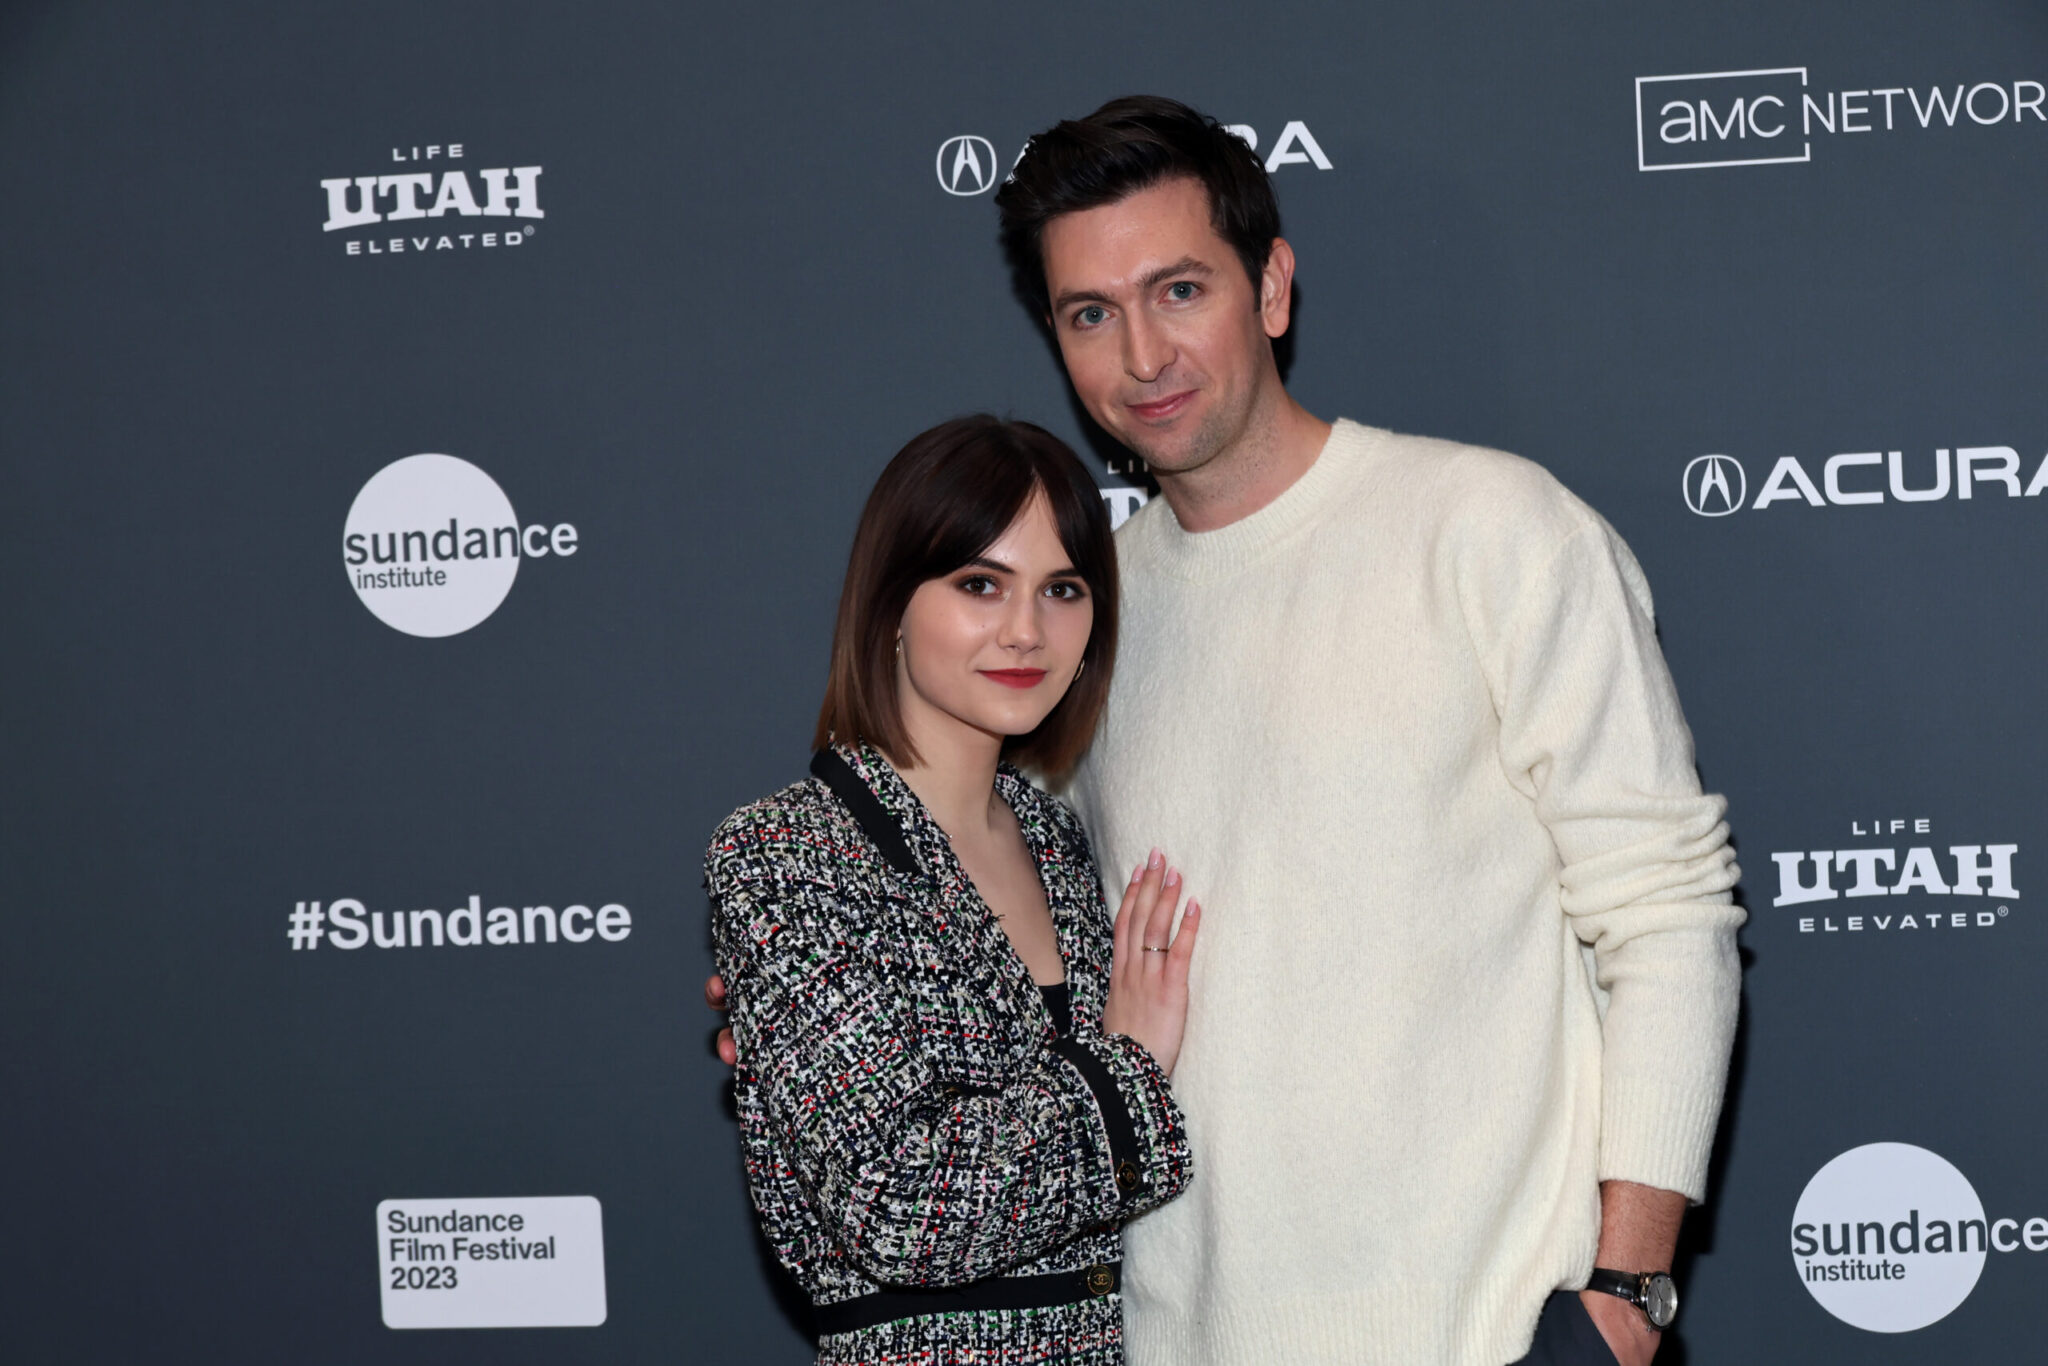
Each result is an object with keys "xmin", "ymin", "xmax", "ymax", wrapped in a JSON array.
[{"xmin": 995, "ymin": 95, "xmax": 1281, "ymax": 319}]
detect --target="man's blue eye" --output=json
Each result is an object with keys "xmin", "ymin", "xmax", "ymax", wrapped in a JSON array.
[
  {"xmin": 1078, "ymin": 306, "xmax": 1106, "ymax": 326},
  {"xmin": 1168, "ymin": 282, "xmax": 1196, "ymax": 300}
]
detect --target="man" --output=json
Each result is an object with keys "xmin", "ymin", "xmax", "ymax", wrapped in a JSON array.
[{"xmin": 715, "ymin": 96, "xmax": 1741, "ymax": 1366}]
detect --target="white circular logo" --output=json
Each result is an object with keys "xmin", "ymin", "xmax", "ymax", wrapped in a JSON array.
[
  {"xmin": 343, "ymin": 454, "xmax": 520, "ymax": 637},
  {"xmin": 936, "ymin": 135, "xmax": 997, "ymax": 195},
  {"xmin": 1683, "ymin": 454, "xmax": 1747, "ymax": 516},
  {"xmin": 1791, "ymin": 1142, "xmax": 1987, "ymax": 1333}
]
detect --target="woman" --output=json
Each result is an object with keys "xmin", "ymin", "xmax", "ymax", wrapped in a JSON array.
[{"xmin": 705, "ymin": 415, "xmax": 1200, "ymax": 1365}]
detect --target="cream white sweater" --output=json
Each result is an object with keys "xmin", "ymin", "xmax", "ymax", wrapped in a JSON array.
[{"xmin": 1068, "ymin": 420, "xmax": 1743, "ymax": 1366}]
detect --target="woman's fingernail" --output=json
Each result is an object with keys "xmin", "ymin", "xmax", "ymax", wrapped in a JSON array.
[
  {"xmin": 1164, "ymin": 867, "xmax": 1181, "ymax": 888},
  {"xmin": 1130, "ymin": 862, "xmax": 1144, "ymax": 884},
  {"xmin": 1148, "ymin": 847, "xmax": 1163, "ymax": 869}
]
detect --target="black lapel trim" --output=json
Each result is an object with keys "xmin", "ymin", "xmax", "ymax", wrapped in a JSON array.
[{"xmin": 810, "ymin": 748, "xmax": 920, "ymax": 879}]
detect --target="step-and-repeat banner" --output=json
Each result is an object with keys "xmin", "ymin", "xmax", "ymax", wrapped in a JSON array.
[{"xmin": 5, "ymin": 2, "xmax": 2043, "ymax": 1361}]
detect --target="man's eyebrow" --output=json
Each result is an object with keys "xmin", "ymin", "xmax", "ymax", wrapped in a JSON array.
[
  {"xmin": 1050, "ymin": 257, "xmax": 1215, "ymax": 314},
  {"xmin": 1138, "ymin": 256, "xmax": 1213, "ymax": 291},
  {"xmin": 1050, "ymin": 285, "xmax": 1114, "ymax": 314}
]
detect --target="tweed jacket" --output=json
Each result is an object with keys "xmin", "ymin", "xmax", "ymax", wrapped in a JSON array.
[{"xmin": 706, "ymin": 742, "xmax": 1192, "ymax": 1365}]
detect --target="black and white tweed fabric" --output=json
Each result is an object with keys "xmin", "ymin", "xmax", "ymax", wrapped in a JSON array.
[{"xmin": 706, "ymin": 742, "xmax": 1191, "ymax": 1365}]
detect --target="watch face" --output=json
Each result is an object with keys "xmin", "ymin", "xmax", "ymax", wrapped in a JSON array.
[{"xmin": 1644, "ymin": 1274, "xmax": 1678, "ymax": 1328}]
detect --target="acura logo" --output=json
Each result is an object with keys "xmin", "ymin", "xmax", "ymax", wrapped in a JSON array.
[
  {"xmin": 1683, "ymin": 454, "xmax": 1747, "ymax": 516},
  {"xmin": 936, "ymin": 135, "xmax": 997, "ymax": 196}
]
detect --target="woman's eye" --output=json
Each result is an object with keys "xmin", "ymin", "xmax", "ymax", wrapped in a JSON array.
[
  {"xmin": 959, "ymin": 575, "xmax": 997, "ymax": 595},
  {"xmin": 1045, "ymin": 581, "xmax": 1086, "ymax": 600},
  {"xmin": 1166, "ymin": 281, "xmax": 1197, "ymax": 302}
]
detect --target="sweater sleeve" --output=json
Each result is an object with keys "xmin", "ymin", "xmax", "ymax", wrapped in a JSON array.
[
  {"xmin": 707, "ymin": 853, "xmax": 1190, "ymax": 1288},
  {"xmin": 1481, "ymin": 515, "xmax": 1745, "ymax": 1204}
]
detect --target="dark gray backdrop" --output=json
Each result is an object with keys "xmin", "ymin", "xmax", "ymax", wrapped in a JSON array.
[{"xmin": 4, "ymin": 1, "xmax": 2043, "ymax": 1361}]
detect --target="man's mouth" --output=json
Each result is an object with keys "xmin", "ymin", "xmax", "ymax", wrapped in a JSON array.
[{"xmin": 1126, "ymin": 390, "xmax": 1196, "ymax": 422}]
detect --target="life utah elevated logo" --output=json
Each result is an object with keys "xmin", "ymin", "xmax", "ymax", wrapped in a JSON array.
[
  {"xmin": 320, "ymin": 140, "xmax": 543, "ymax": 256},
  {"xmin": 1765, "ymin": 812, "xmax": 2020, "ymax": 940}
]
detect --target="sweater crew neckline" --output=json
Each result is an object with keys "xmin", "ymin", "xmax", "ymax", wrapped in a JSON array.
[{"xmin": 1137, "ymin": 418, "xmax": 1383, "ymax": 581}]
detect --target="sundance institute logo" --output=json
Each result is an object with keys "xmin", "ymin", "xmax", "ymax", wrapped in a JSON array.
[
  {"xmin": 1792, "ymin": 1142, "xmax": 2048, "ymax": 1333},
  {"xmin": 342, "ymin": 454, "xmax": 578, "ymax": 637}
]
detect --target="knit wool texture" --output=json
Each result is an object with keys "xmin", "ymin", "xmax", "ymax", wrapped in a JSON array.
[{"xmin": 1068, "ymin": 420, "xmax": 1744, "ymax": 1366}]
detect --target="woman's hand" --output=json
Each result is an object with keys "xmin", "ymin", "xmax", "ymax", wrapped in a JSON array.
[{"xmin": 1100, "ymin": 849, "xmax": 1200, "ymax": 1076}]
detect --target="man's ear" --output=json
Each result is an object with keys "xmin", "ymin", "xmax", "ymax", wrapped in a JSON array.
[{"xmin": 1258, "ymin": 238, "xmax": 1296, "ymax": 339}]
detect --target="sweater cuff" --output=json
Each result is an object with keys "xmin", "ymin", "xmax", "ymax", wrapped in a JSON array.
[
  {"xmin": 1598, "ymin": 1069, "xmax": 1726, "ymax": 1204},
  {"xmin": 1052, "ymin": 1032, "xmax": 1192, "ymax": 1214}
]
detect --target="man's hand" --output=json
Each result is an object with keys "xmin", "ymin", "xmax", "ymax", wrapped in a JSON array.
[
  {"xmin": 706, "ymin": 974, "xmax": 736, "ymax": 1066},
  {"xmin": 1580, "ymin": 1286, "xmax": 1657, "ymax": 1366},
  {"xmin": 1580, "ymin": 1179, "xmax": 1686, "ymax": 1366}
]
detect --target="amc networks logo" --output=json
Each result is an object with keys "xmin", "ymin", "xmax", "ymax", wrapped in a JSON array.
[{"xmin": 1636, "ymin": 67, "xmax": 2048, "ymax": 172}]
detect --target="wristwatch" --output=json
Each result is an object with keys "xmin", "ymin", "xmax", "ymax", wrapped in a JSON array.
[{"xmin": 1587, "ymin": 1268, "xmax": 1678, "ymax": 1330}]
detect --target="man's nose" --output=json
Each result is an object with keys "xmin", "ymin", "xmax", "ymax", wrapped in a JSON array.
[{"xmin": 1122, "ymin": 312, "xmax": 1173, "ymax": 384}]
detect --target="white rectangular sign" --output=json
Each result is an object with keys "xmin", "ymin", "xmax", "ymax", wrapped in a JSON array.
[{"xmin": 377, "ymin": 1195, "xmax": 607, "ymax": 1329}]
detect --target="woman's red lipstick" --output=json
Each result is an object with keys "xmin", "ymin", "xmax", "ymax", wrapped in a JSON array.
[{"xmin": 980, "ymin": 668, "xmax": 1047, "ymax": 689}]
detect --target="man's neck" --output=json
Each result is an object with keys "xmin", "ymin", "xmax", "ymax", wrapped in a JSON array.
[{"xmin": 1154, "ymin": 387, "xmax": 1332, "ymax": 534}]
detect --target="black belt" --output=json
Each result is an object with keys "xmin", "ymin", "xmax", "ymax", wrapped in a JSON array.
[{"xmin": 813, "ymin": 1262, "xmax": 1121, "ymax": 1337}]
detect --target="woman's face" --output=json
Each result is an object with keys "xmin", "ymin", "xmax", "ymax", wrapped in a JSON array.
[{"xmin": 896, "ymin": 490, "xmax": 1094, "ymax": 750}]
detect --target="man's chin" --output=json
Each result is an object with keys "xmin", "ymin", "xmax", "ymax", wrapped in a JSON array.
[{"xmin": 1121, "ymin": 431, "xmax": 1219, "ymax": 478}]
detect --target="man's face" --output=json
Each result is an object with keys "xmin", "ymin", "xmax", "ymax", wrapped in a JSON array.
[{"xmin": 1039, "ymin": 176, "xmax": 1289, "ymax": 477}]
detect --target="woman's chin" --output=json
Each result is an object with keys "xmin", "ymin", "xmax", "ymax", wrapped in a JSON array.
[{"xmin": 965, "ymin": 704, "xmax": 1062, "ymax": 742}]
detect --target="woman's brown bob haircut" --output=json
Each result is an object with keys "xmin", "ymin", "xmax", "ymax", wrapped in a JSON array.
[{"xmin": 814, "ymin": 415, "xmax": 1118, "ymax": 777}]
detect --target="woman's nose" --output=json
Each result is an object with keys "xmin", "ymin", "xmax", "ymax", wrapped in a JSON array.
[{"xmin": 997, "ymin": 595, "xmax": 1043, "ymax": 650}]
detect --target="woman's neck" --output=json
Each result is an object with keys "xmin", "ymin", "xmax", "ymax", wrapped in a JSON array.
[{"xmin": 891, "ymin": 709, "xmax": 1005, "ymax": 839}]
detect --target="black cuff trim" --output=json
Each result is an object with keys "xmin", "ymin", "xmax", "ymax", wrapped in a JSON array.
[{"xmin": 1052, "ymin": 1037, "xmax": 1145, "ymax": 1200}]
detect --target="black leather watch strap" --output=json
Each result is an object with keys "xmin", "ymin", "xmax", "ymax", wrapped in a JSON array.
[
  {"xmin": 1588, "ymin": 1268, "xmax": 1676, "ymax": 1330},
  {"xmin": 1587, "ymin": 1269, "xmax": 1643, "ymax": 1304}
]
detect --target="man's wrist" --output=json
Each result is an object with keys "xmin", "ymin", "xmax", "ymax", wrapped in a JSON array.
[
  {"xmin": 1588, "ymin": 1267, "xmax": 1678, "ymax": 1330},
  {"xmin": 1593, "ymin": 1179, "xmax": 1685, "ymax": 1269}
]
